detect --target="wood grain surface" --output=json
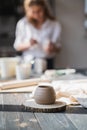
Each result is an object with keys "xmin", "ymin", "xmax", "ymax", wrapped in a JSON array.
[
  {"xmin": 0, "ymin": 73, "xmax": 87, "ymax": 129},
  {"xmin": 23, "ymin": 100, "xmax": 66, "ymax": 113},
  {"xmin": 0, "ymin": 93, "xmax": 87, "ymax": 130}
]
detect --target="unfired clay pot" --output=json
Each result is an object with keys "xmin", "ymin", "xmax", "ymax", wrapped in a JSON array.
[{"xmin": 34, "ymin": 85, "xmax": 56, "ymax": 105}]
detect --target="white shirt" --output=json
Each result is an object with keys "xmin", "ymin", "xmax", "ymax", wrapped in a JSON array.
[{"xmin": 14, "ymin": 17, "xmax": 61, "ymax": 58}]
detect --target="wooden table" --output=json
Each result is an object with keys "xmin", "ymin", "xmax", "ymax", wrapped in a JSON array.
[
  {"xmin": 0, "ymin": 70, "xmax": 87, "ymax": 130},
  {"xmin": 0, "ymin": 93, "xmax": 87, "ymax": 130}
]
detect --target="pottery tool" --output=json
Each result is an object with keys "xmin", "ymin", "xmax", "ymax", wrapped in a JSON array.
[
  {"xmin": 0, "ymin": 86, "xmax": 36, "ymax": 93},
  {"xmin": 23, "ymin": 100, "xmax": 66, "ymax": 113},
  {"xmin": 0, "ymin": 78, "xmax": 50, "ymax": 90},
  {"xmin": 44, "ymin": 69, "xmax": 76, "ymax": 77}
]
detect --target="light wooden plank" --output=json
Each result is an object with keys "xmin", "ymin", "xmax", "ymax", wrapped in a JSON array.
[
  {"xmin": 4, "ymin": 112, "xmax": 20, "ymax": 130},
  {"xmin": 35, "ymin": 113, "xmax": 77, "ymax": 130},
  {"xmin": 0, "ymin": 112, "xmax": 5, "ymax": 130},
  {"xmin": 3, "ymin": 93, "xmax": 27, "ymax": 105},
  {"xmin": 2, "ymin": 93, "xmax": 21, "ymax": 130},
  {"xmin": 3, "ymin": 111, "xmax": 41, "ymax": 130},
  {"xmin": 66, "ymin": 106, "xmax": 87, "ymax": 114},
  {"xmin": 0, "ymin": 94, "xmax": 6, "ymax": 130},
  {"xmin": 0, "ymin": 86, "xmax": 35, "ymax": 93},
  {"xmin": 0, "ymin": 94, "xmax": 19, "ymax": 130},
  {"xmin": 0, "ymin": 78, "xmax": 49, "ymax": 90},
  {"xmin": 18, "ymin": 112, "xmax": 41, "ymax": 130},
  {"xmin": 65, "ymin": 106, "xmax": 87, "ymax": 130},
  {"xmin": 3, "ymin": 93, "xmax": 41, "ymax": 130},
  {"xmin": 66, "ymin": 114, "xmax": 87, "ymax": 130},
  {"xmin": 0, "ymin": 94, "xmax": 3, "ymax": 103}
]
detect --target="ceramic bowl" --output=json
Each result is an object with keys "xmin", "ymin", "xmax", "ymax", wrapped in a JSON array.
[{"xmin": 34, "ymin": 85, "xmax": 56, "ymax": 105}]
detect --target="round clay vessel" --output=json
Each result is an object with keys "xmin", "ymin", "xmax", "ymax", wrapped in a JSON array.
[{"xmin": 34, "ymin": 85, "xmax": 56, "ymax": 105}]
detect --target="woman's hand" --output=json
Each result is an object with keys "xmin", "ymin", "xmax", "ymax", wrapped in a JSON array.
[
  {"xmin": 15, "ymin": 39, "xmax": 38, "ymax": 52},
  {"xmin": 44, "ymin": 42, "xmax": 62, "ymax": 55},
  {"xmin": 44, "ymin": 42, "xmax": 58, "ymax": 54},
  {"xmin": 30, "ymin": 39, "xmax": 38, "ymax": 47}
]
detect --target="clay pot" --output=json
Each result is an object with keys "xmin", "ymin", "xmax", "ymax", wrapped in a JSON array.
[{"xmin": 34, "ymin": 85, "xmax": 56, "ymax": 105}]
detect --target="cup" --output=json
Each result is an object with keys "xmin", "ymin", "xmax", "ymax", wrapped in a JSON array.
[
  {"xmin": 16, "ymin": 63, "xmax": 31, "ymax": 80},
  {"xmin": 0, "ymin": 58, "xmax": 19, "ymax": 79},
  {"xmin": 34, "ymin": 58, "xmax": 47, "ymax": 74}
]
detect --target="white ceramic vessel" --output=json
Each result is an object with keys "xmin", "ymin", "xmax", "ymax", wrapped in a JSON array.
[{"xmin": 0, "ymin": 57, "xmax": 19, "ymax": 79}]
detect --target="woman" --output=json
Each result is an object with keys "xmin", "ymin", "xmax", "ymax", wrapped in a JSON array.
[{"xmin": 14, "ymin": 0, "xmax": 61, "ymax": 69}]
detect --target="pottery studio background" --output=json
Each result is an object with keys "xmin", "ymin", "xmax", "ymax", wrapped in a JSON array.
[{"xmin": 0, "ymin": 0, "xmax": 87, "ymax": 68}]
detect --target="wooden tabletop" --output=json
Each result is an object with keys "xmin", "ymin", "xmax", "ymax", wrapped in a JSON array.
[
  {"xmin": 0, "ymin": 70, "xmax": 87, "ymax": 130},
  {"xmin": 0, "ymin": 93, "xmax": 87, "ymax": 130}
]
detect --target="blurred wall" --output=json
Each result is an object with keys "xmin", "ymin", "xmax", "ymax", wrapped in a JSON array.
[{"xmin": 55, "ymin": 0, "xmax": 87, "ymax": 68}]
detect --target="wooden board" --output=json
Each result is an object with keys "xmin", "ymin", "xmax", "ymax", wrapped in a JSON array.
[
  {"xmin": 0, "ymin": 78, "xmax": 50, "ymax": 90},
  {"xmin": 23, "ymin": 100, "xmax": 66, "ymax": 113},
  {"xmin": 0, "ymin": 86, "xmax": 35, "ymax": 93},
  {"xmin": 35, "ymin": 113, "xmax": 77, "ymax": 130},
  {"xmin": 66, "ymin": 113, "xmax": 87, "ymax": 130},
  {"xmin": 0, "ymin": 93, "xmax": 87, "ymax": 129},
  {"xmin": 0, "ymin": 94, "xmax": 41, "ymax": 130}
]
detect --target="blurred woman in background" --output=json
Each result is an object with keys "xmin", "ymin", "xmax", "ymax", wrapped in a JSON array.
[{"xmin": 14, "ymin": 0, "xmax": 61, "ymax": 69}]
